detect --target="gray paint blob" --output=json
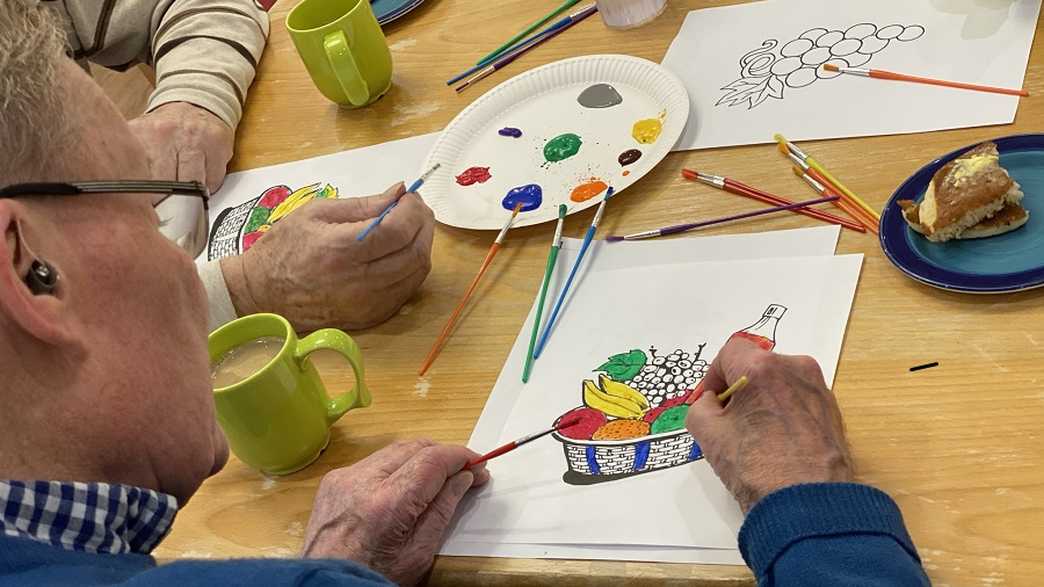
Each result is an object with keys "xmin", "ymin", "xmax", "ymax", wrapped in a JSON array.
[{"xmin": 577, "ymin": 83, "xmax": 623, "ymax": 109}]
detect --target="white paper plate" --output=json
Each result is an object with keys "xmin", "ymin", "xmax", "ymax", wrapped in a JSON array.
[{"xmin": 421, "ymin": 55, "xmax": 690, "ymax": 230}]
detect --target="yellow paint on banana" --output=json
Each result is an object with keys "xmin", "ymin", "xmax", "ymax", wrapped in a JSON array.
[
  {"xmin": 583, "ymin": 380, "xmax": 645, "ymax": 419},
  {"xmin": 269, "ymin": 183, "xmax": 321, "ymax": 223},
  {"xmin": 598, "ymin": 374, "xmax": 649, "ymax": 410}
]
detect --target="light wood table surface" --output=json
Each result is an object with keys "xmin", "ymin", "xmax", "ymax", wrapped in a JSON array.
[{"xmin": 153, "ymin": 1, "xmax": 1044, "ymax": 584}]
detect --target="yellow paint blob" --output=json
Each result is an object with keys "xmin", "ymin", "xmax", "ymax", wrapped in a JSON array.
[{"xmin": 631, "ymin": 117, "xmax": 664, "ymax": 144}]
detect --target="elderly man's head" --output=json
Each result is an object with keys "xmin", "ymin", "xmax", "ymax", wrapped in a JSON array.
[{"xmin": 0, "ymin": 1, "xmax": 227, "ymax": 503}]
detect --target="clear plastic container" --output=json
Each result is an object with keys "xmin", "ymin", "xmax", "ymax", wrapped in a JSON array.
[{"xmin": 596, "ymin": 0, "xmax": 668, "ymax": 30}]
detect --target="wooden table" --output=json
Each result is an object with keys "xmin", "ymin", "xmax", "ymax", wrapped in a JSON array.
[{"xmin": 154, "ymin": 1, "xmax": 1044, "ymax": 584}]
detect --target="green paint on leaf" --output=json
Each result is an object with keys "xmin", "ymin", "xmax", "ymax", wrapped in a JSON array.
[
  {"xmin": 244, "ymin": 206, "xmax": 272, "ymax": 234},
  {"xmin": 595, "ymin": 349, "xmax": 647, "ymax": 381}
]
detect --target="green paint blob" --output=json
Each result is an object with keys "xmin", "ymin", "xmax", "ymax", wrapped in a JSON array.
[
  {"xmin": 651, "ymin": 405, "xmax": 689, "ymax": 434},
  {"xmin": 543, "ymin": 133, "xmax": 582, "ymax": 162}
]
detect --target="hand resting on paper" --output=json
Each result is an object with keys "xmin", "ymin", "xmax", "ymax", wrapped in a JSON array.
[
  {"xmin": 685, "ymin": 336, "xmax": 854, "ymax": 513},
  {"xmin": 302, "ymin": 440, "xmax": 490, "ymax": 586},
  {"xmin": 221, "ymin": 182, "xmax": 436, "ymax": 331}
]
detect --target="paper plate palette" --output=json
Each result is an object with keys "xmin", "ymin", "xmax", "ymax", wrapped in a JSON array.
[
  {"xmin": 880, "ymin": 134, "xmax": 1044, "ymax": 294},
  {"xmin": 421, "ymin": 55, "xmax": 690, "ymax": 230}
]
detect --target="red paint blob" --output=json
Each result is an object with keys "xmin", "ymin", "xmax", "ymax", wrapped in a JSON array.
[{"xmin": 455, "ymin": 166, "xmax": 491, "ymax": 186}]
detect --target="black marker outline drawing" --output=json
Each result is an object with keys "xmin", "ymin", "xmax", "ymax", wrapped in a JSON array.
[
  {"xmin": 552, "ymin": 304, "xmax": 788, "ymax": 486},
  {"xmin": 717, "ymin": 23, "xmax": 926, "ymax": 110}
]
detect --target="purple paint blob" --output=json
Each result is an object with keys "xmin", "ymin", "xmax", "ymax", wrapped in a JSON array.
[
  {"xmin": 498, "ymin": 127, "xmax": 523, "ymax": 138},
  {"xmin": 502, "ymin": 184, "xmax": 543, "ymax": 212}
]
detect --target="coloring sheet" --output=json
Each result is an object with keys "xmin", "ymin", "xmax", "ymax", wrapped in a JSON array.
[
  {"xmin": 662, "ymin": 0, "xmax": 1042, "ymax": 151},
  {"xmin": 445, "ymin": 251, "xmax": 862, "ymax": 549},
  {"xmin": 197, "ymin": 132, "xmax": 437, "ymax": 263}
]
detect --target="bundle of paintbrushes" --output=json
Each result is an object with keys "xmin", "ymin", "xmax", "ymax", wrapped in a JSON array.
[{"xmin": 448, "ymin": 3, "xmax": 598, "ymax": 92}]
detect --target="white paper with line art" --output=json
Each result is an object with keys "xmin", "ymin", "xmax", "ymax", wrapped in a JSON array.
[
  {"xmin": 443, "ymin": 249, "xmax": 862, "ymax": 551},
  {"xmin": 662, "ymin": 0, "xmax": 1041, "ymax": 151}
]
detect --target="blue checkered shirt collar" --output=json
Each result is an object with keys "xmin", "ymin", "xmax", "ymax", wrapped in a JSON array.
[{"xmin": 0, "ymin": 480, "xmax": 178, "ymax": 555}]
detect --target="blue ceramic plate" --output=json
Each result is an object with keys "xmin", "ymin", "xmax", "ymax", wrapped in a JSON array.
[
  {"xmin": 880, "ymin": 134, "xmax": 1044, "ymax": 294},
  {"xmin": 372, "ymin": 0, "xmax": 424, "ymax": 25}
]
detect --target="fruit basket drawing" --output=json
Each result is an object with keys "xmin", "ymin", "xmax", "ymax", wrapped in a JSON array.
[
  {"xmin": 207, "ymin": 182, "xmax": 338, "ymax": 261},
  {"xmin": 552, "ymin": 304, "xmax": 786, "ymax": 485}
]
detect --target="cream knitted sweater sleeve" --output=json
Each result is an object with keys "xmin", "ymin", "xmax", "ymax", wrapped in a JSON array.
[{"xmin": 50, "ymin": 0, "xmax": 270, "ymax": 128}]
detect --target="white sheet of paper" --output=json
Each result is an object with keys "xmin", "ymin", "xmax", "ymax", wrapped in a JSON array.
[
  {"xmin": 198, "ymin": 133, "xmax": 438, "ymax": 262},
  {"xmin": 662, "ymin": 0, "xmax": 1041, "ymax": 151},
  {"xmin": 441, "ymin": 541, "xmax": 745, "ymax": 566},
  {"xmin": 445, "ymin": 252, "xmax": 863, "ymax": 549}
]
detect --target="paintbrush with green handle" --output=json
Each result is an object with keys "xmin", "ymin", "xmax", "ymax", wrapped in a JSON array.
[
  {"xmin": 476, "ymin": 0, "xmax": 581, "ymax": 68},
  {"xmin": 522, "ymin": 204, "xmax": 567, "ymax": 383}
]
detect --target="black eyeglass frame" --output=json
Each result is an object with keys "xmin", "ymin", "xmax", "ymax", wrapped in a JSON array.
[{"xmin": 0, "ymin": 180, "xmax": 209, "ymax": 209}]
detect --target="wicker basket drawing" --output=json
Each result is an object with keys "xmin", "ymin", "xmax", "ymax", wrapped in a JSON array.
[{"xmin": 553, "ymin": 428, "xmax": 703, "ymax": 485}]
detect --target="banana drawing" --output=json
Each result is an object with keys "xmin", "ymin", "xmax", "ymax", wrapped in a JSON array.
[{"xmin": 582, "ymin": 375, "xmax": 649, "ymax": 419}]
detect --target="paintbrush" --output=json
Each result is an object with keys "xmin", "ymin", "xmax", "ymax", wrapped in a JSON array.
[
  {"xmin": 822, "ymin": 63, "xmax": 1029, "ymax": 98},
  {"xmin": 357, "ymin": 163, "xmax": 441, "ymax": 242},
  {"xmin": 681, "ymin": 169, "xmax": 864, "ymax": 232},
  {"xmin": 474, "ymin": 0, "xmax": 582, "ymax": 68},
  {"xmin": 532, "ymin": 186, "xmax": 613, "ymax": 359},
  {"xmin": 454, "ymin": 4, "xmax": 598, "ymax": 93},
  {"xmin": 607, "ymin": 194, "xmax": 839, "ymax": 242},
  {"xmin": 684, "ymin": 375, "xmax": 750, "ymax": 406},
  {"xmin": 468, "ymin": 416, "xmax": 582, "ymax": 468},
  {"xmin": 447, "ymin": 3, "xmax": 595, "ymax": 86},
  {"xmin": 523, "ymin": 204, "xmax": 568, "ymax": 383},
  {"xmin": 786, "ymin": 155, "xmax": 878, "ymax": 234},
  {"xmin": 418, "ymin": 203, "xmax": 525, "ymax": 376},
  {"xmin": 774, "ymin": 134, "xmax": 879, "ymax": 222},
  {"xmin": 791, "ymin": 167, "xmax": 878, "ymax": 236}
]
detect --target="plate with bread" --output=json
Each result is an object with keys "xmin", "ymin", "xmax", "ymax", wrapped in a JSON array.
[{"xmin": 881, "ymin": 135, "xmax": 1044, "ymax": 293}]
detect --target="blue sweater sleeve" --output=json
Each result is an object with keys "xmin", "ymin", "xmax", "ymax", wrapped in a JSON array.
[{"xmin": 738, "ymin": 483, "xmax": 930, "ymax": 586}]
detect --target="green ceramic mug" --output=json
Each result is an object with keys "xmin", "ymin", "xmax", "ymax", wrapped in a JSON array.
[
  {"xmin": 209, "ymin": 313, "xmax": 371, "ymax": 475},
  {"xmin": 286, "ymin": 0, "xmax": 393, "ymax": 107}
]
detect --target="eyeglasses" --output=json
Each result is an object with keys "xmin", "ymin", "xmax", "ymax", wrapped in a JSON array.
[{"xmin": 0, "ymin": 180, "xmax": 211, "ymax": 258}]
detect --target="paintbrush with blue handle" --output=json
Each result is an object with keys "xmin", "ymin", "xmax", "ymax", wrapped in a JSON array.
[
  {"xmin": 533, "ymin": 186, "xmax": 613, "ymax": 359},
  {"xmin": 357, "ymin": 163, "xmax": 441, "ymax": 242}
]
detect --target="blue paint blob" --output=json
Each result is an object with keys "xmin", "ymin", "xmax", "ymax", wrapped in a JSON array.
[
  {"xmin": 498, "ymin": 127, "xmax": 523, "ymax": 138},
  {"xmin": 502, "ymin": 184, "xmax": 543, "ymax": 212}
]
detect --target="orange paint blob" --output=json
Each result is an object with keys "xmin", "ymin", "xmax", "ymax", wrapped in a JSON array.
[
  {"xmin": 622, "ymin": 170, "xmax": 631, "ymax": 176},
  {"xmin": 570, "ymin": 179, "xmax": 608, "ymax": 202}
]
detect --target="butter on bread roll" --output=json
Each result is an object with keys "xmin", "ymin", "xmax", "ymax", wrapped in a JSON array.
[{"xmin": 899, "ymin": 142, "xmax": 1025, "ymax": 242}]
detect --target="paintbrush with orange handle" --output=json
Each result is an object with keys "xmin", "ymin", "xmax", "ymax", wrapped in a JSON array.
[
  {"xmin": 823, "ymin": 63, "xmax": 1029, "ymax": 98},
  {"xmin": 418, "ymin": 203, "xmax": 525, "ymax": 376}
]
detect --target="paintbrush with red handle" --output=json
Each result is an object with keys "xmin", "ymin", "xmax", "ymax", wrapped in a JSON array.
[
  {"xmin": 681, "ymin": 169, "xmax": 865, "ymax": 232},
  {"xmin": 468, "ymin": 416, "xmax": 581, "ymax": 468}
]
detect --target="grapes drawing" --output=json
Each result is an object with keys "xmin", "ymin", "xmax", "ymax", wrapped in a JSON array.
[{"xmin": 717, "ymin": 23, "xmax": 926, "ymax": 110}]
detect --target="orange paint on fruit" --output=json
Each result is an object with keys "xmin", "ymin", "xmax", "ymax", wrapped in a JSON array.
[{"xmin": 570, "ymin": 179, "xmax": 608, "ymax": 202}]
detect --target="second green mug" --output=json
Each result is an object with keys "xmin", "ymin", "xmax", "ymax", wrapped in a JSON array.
[
  {"xmin": 287, "ymin": 0, "xmax": 393, "ymax": 107},
  {"xmin": 209, "ymin": 313, "xmax": 371, "ymax": 475}
]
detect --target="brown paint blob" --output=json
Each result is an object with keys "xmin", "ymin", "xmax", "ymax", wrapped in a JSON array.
[{"xmin": 618, "ymin": 149, "xmax": 642, "ymax": 166}]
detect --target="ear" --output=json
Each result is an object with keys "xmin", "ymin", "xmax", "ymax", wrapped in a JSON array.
[{"xmin": 0, "ymin": 202, "xmax": 77, "ymax": 347}]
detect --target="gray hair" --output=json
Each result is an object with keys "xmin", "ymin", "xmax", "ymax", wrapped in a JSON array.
[{"xmin": 0, "ymin": 1, "xmax": 67, "ymax": 182}]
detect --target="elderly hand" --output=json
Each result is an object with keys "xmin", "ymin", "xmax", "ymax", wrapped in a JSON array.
[
  {"xmin": 221, "ymin": 182, "xmax": 435, "ymax": 331},
  {"xmin": 685, "ymin": 337, "xmax": 854, "ymax": 513},
  {"xmin": 302, "ymin": 440, "xmax": 489, "ymax": 586},
  {"xmin": 128, "ymin": 102, "xmax": 234, "ymax": 193}
]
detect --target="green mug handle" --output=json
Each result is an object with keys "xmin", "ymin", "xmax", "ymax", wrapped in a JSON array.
[
  {"xmin": 322, "ymin": 30, "xmax": 371, "ymax": 107},
  {"xmin": 295, "ymin": 328, "xmax": 372, "ymax": 425}
]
